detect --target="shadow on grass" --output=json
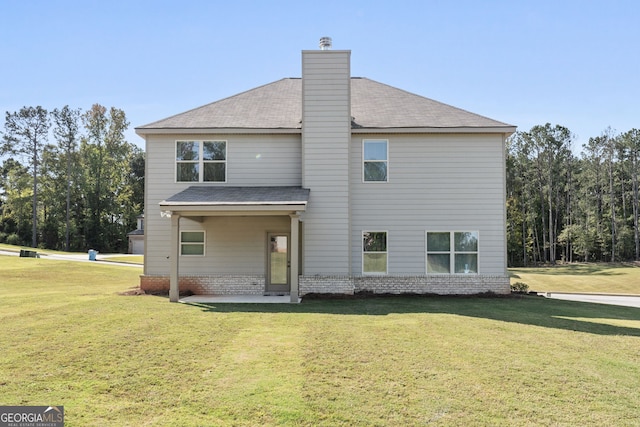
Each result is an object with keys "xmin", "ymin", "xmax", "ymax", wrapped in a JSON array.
[{"xmin": 183, "ymin": 295, "xmax": 640, "ymax": 337}]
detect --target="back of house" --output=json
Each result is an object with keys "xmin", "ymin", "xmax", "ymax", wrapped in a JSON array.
[{"xmin": 135, "ymin": 39, "xmax": 516, "ymax": 302}]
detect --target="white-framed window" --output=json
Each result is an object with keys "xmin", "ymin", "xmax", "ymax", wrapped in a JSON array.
[
  {"xmin": 176, "ymin": 140, "xmax": 226, "ymax": 182},
  {"xmin": 180, "ymin": 231, "xmax": 205, "ymax": 256},
  {"xmin": 426, "ymin": 231, "xmax": 478, "ymax": 274},
  {"xmin": 363, "ymin": 139, "xmax": 388, "ymax": 182},
  {"xmin": 362, "ymin": 231, "xmax": 388, "ymax": 274}
]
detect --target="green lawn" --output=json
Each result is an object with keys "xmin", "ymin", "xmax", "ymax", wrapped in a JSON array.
[
  {"xmin": 1, "ymin": 256, "xmax": 639, "ymax": 426},
  {"xmin": 0, "ymin": 242, "xmax": 85, "ymax": 255},
  {"xmin": 0, "ymin": 243, "xmax": 103, "ymax": 257},
  {"xmin": 510, "ymin": 263, "xmax": 640, "ymax": 294},
  {"xmin": 101, "ymin": 255, "xmax": 144, "ymax": 265},
  {"xmin": 0, "ymin": 244, "xmax": 143, "ymax": 265}
]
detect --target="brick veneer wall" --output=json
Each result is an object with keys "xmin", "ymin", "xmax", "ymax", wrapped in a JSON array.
[
  {"xmin": 299, "ymin": 276, "xmax": 354, "ymax": 295},
  {"xmin": 298, "ymin": 275, "xmax": 510, "ymax": 296},
  {"xmin": 353, "ymin": 275, "xmax": 510, "ymax": 295},
  {"xmin": 140, "ymin": 275, "xmax": 264, "ymax": 295},
  {"xmin": 140, "ymin": 274, "xmax": 509, "ymax": 295}
]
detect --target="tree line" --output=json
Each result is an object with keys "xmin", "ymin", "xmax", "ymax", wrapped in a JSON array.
[
  {"xmin": 507, "ymin": 123, "xmax": 640, "ymax": 266},
  {"xmin": 1, "ymin": 104, "xmax": 144, "ymax": 253}
]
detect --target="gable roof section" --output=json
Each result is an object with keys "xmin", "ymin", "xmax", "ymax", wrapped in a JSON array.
[
  {"xmin": 136, "ymin": 78, "xmax": 514, "ymax": 134},
  {"xmin": 140, "ymin": 79, "xmax": 302, "ymax": 131},
  {"xmin": 350, "ymin": 78, "xmax": 510, "ymax": 130}
]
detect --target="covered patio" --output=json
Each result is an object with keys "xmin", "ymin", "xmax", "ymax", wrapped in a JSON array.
[{"xmin": 159, "ymin": 186, "xmax": 309, "ymax": 303}]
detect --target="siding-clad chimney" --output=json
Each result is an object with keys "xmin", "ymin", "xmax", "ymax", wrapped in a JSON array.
[{"xmin": 301, "ymin": 41, "xmax": 351, "ymax": 275}]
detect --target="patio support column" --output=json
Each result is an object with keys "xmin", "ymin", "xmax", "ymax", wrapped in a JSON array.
[
  {"xmin": 290, "ymin": 213, "xmax": 300, "ymax": 303},
  {"xmin": 170, "ymin": 213, "xmax": 181, "ymax": 302}
]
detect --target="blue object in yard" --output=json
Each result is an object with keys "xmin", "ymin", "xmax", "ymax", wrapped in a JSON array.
[{"xmin": 88, "ymin": 249, "xmax": 98, "ymax": 261}]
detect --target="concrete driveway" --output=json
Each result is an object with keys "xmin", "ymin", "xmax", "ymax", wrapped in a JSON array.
[{"xmin": 543, "ymin": 292, "xmax": 640, "ymax": 308}]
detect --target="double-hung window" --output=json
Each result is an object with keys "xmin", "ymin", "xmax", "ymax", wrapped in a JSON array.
[
  {"xmin": 181, "ymin": 231, "xmax": 205, "ymax": 256},
  {"xmin": 426, "ymin": 231, "xmax": 478, "ymax": 274},
  {"xmin": 363, "ymin": 140, "xmax": 388, "ymax": 182},
  {"xmin": 363, "ymin": 231, "xmax": 388, "ymax": 274},
  {"xmin": 176, "ymin": 140, "xmax": 226, "ymax": 182}
]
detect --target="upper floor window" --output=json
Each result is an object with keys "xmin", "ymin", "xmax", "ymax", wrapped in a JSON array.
[
  {"xmin": 363, "ymin": 140, "xmax": 388, "ymax": 182},
  {"xmin": 426, "ymin": 231, "xmax": 479, "ymax": 274},
  {"xmin": 176, "ymin": 140, "xmax": 226, "ymax": 182}
]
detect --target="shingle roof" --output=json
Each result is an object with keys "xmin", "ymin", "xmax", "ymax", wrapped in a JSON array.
[
  {"xmin": 140, "ymin": 79, "xmax": 302, "ymax": 130},
  {"xmin": 136, "ymin": 78, "xmax": 513, "ymax": 131},
  {"xmin": 351, "ymin": 78, "xmax": 509, "ymax": 129},
  {"xmin": 160, "ymin": 186, "xmax": 310, "ymax": 206}
]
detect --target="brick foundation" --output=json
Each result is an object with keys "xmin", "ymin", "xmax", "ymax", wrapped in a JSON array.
[
  {"xmin": 140, "ymin": 274, "xmax": 509, "ymax": 296},
  {"xmin": 299, "ymin": 276, "xmax": 354, "ymax": 295},
  {"xmin": 140, "ymin": 275, "xmax": 264, "ymax": 295},
  {"xmin": 353, "ymin": 275, "xmax": 510, "ymax": 295},
  {"xmin": 297, "ymin": 274, "xmax": 509, "ymax": 295}
]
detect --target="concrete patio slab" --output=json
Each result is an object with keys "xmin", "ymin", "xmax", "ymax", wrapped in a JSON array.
[{"xmin": 180, "ymin": 295, "xmax": 301, "ymax": 304}]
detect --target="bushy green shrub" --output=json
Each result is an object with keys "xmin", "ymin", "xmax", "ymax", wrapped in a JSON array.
[
  {"xmin": 511, "ymin": 281, "xmax": 529, "ymax": 293},
  {"xmin": 5, "ymin": 233, "xmax": 21, "ymax": 246}
]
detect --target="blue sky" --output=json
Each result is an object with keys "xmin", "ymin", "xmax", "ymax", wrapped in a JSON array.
[{"xmin": 1, "ymin": 0, "xmax": 638, "ymax": 152}]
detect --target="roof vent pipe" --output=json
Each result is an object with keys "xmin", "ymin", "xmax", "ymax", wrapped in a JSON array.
[{"xmin": 319, "ymin": 37, "xmax": 332, "ymax": 50}]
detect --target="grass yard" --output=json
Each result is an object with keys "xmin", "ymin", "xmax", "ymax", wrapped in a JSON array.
[
  {"xmin": 510, "ymin": 263, "xmax": 640, "ymax": 294},
  {"xmin": 1, "ymin": 256, "xmax": 639, "ymax": 426},
  {"xmin": 0, "ymin": 243, "xmax": 86, "ymax": 256},
  {"xmin": 101, "ymin": 255, "xmax": 144, "ymax": 265},
  {"xmin": 0, "ymin": 243, "xmax": 144, "ymax": 265}
]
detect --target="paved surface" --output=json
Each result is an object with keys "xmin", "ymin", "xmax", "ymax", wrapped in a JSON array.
[
  {"xmin": 180, "ymin": 295, "xmax": 301, "ymax": 304},
  {"xmin": 543, "ymin": 292, "xmax": 640, "ymax": 308},
  {"xmin": 0, "ymin": 249, "xmax": 142, "ymax": 268}
]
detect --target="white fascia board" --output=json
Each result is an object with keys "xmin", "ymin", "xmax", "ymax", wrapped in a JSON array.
[
  {"xmin": 159, "ymin": 203, "xmax": 307, "ymax": 212},
  {"xmin": 160, "ymin": 206, "xmax": 306, "ymax": 217},
  {"xmin": 351, "ymin": 126, "xmax": 517, "ymax": 136},
  {"xmin": 135, "ymin": 128, "xmax": 301, "ymax": 136}
]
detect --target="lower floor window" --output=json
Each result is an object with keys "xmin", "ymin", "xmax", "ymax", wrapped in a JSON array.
[
  {"xmin": 363, "ymin": 231, "xmax": 387, "ymax": 274},
  {"xmin": 426, "ymin": 231, "xmax": 478, "ymax": 274},
  {"xmin": 181, "ymin": 231, "xmax": 205, "ymax": 256}
]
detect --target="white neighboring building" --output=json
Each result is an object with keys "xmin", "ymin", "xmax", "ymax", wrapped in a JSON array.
[{"xmin": 127, "ymin": 214, "xmax": 144, "ymax": 254}]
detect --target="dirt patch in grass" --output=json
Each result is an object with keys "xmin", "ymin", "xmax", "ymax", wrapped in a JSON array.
[
  {"xmin": 117, "ymin": 287, "xmax": 148, "ymax": 296},
  {"xmin": 118, "ymin": 288, "xmax": 194, "ymax": 297}
]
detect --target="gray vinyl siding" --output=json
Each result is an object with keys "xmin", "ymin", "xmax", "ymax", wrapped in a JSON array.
[
  {"xmin": 301, "ymin": 50, "xmax": 351, "ymax": 274},
  {"xmin": 145, "ymin": 215, "xmax": 289, "ymax": 276},
  {"xmin": 178, "ymin": 216, "xmax": 289, "ymax": 275},
  {"xmin": 144, "ymin": 133, "xmax": 301, "ymax": 275},
  {"xmin": 350, "ymin": 134, "xmax": 507, "ymax": 276}
]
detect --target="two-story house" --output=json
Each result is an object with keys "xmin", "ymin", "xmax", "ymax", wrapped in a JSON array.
[{"xmin": 135, "ymin": 40, "xmax": 516, "ymax": 302}]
